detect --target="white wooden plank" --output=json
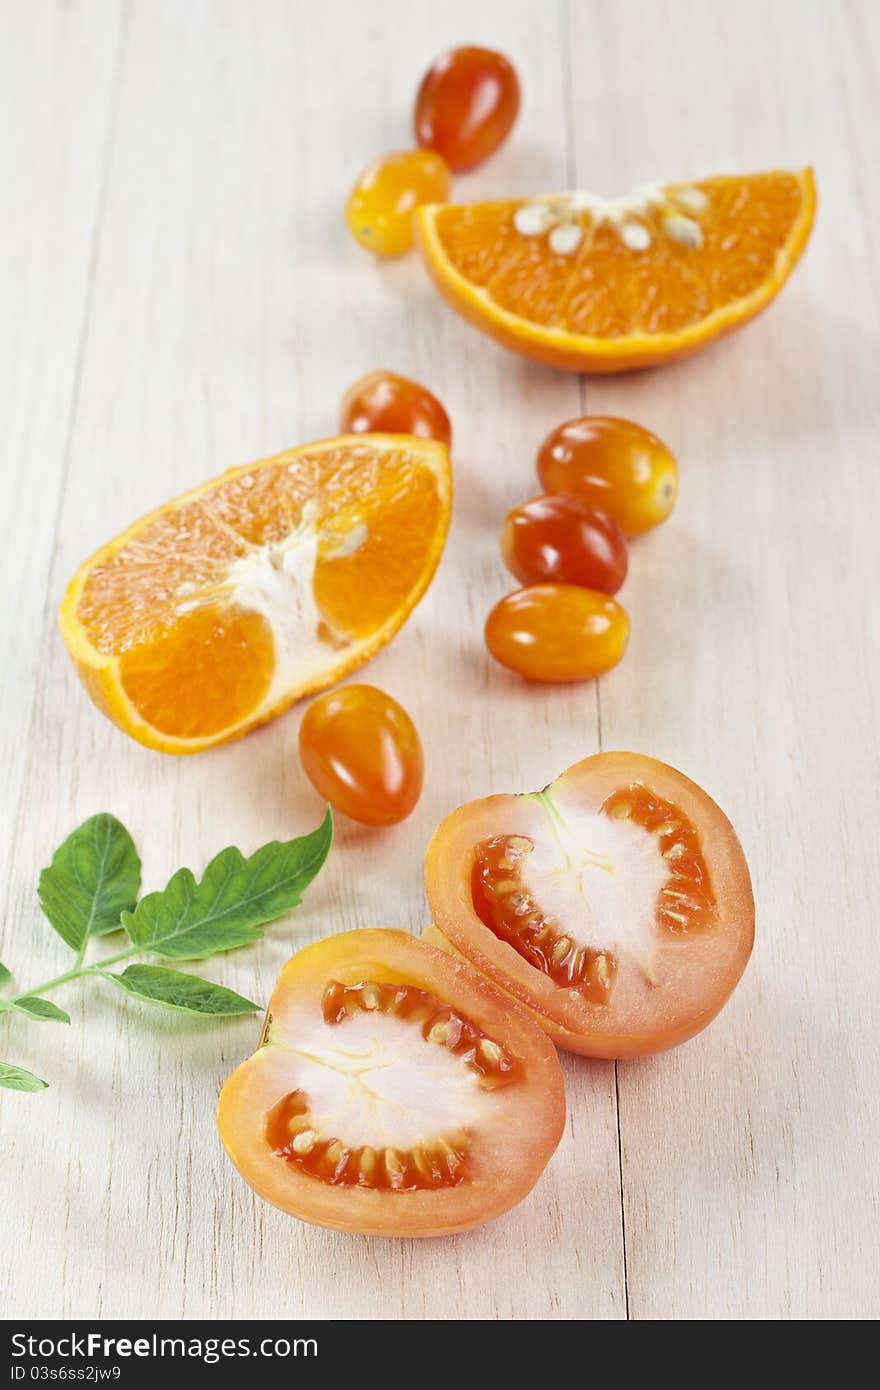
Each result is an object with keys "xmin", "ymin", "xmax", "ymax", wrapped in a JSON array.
[
  {"xmin": 567, "ymin": 0, "xmax": 880, "ymax": 1319},
  {"xmin": 0, "ymin": 0, "xmax": 625, "ymax": 1320},
  {"xmin": 0, "ymin": 0, "xmax": 126, "ymax": 953},
  {"xmin": 6, "ymin": 0, "xmax": 877, "ymax": 1325}
]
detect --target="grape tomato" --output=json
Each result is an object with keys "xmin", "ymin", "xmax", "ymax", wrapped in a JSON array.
[
  {"xmin": 299, "ymin": 684, "xmax": 423, "ymax": 826},
  {"xmin": 485, "ymin": 584, "xmax": 629, "ymax": 683},
  {"xmin": 501, "ymin": 493, "xmax": 627, "ymax": 593},
  {"xmin": 340, "ymin": 371, "xmax": 452, "ymax": 447},
  {"xmin": 414, "ymin": 46, "xmax": 520, "ymax": 171},
  {"xmin": 346, "ymin": 150, "xmax": 451, "ymax": 257},
  {"xmin": 537, "ymin": 416, "xmax": 678, "ymax": 536}
]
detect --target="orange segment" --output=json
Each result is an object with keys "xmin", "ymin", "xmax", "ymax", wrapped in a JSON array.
[
  {"xmin": 314, "ymin": 461, "xmax": 444, "ymax": 639},
  {"xmin": 60, "ymin": 436, "xmax": 451, "ymax": 753},
  {"xmin": 416, "ymin": 168, "xmax": 815, "ymax": 372},
  {"xmin": 118, "ymin": 608, "xmax": 275, "ymax": 741}
]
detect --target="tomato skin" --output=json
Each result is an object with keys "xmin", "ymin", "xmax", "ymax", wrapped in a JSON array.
[
  {"xmin": 501, "ymin": 494, "xmax": 627, "ymax": 593},
  {"xmin": 485, "ymin": 584, "xmax": 629, "ymax": 682},
  {"xmin": 424, "ymin": 753, "xmax": 755, "ymax": 1059},
  {"xmin": 217, "ymin": 929, "xmax": 566, "ymax": 1236},
  {"xmin": 537, "ymin": 416, "xmax": 678, "ymax": 537},
  {"xmin": 299, "ymin": 684, "xmax": 423, "ymax": 826},
  {"xmin": 414, "ymin": 46, "xmax": 520, "ymax": 171},
  {"xmin": 346, "ymin": 149, "xmax": 451, "ymax": 257},
  {"xmin": 340, "ymin": 371, "xmax": 452, "ymax": 447}
]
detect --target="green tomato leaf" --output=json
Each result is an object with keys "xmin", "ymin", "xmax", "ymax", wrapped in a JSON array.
[
  {"xmin": 12, "ymin": 996, "xmax": 71, "ymax": 1024},
  {"xmin": 38, "ymin": 813, "xmax": 141, "ymax": 951},
  {"xmin": 0, "ymin": 961, "xmax": 11, "ymax": 985},
  {"xmin": 121, "ymin": 809, "xmax": 332, "ymax": 960},
  {"xmin": 0, "ymin": 1062, "xmax": 49, "ymax": 1092},
  {"xmin": 105, "ymin": 965, "xmax": 259, "ymax": 1016}
]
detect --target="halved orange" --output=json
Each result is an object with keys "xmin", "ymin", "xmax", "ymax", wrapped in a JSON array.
[
  {"xmin": 60, "ymin": 436, "xmax": 451, "ymax": 753},
  {"xmin": 416, "ymin": 168, "xmax": 815, "ymax": 373}
]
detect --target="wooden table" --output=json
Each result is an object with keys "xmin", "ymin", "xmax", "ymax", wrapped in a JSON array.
[{"xmin": 2, "ymin": 0, "xmax": 878, "ymax": 1321}]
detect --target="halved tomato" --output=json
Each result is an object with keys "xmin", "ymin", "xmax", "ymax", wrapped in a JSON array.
[
  {"xmin": 217, "ymin": 929, "xmax": 565, "ymax": 1236},
  {"xmin": 424, "ymin": 752, "xmax": 754, "ymax": 1059}
]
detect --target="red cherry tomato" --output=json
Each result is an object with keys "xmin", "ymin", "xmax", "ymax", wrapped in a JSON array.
[
  {"xmin": 485, "ymin": 585, "xmax": 629, "ymax": 683},
  {"xmin": 414, "ymin": 46, "xmax": 520, "ymax": 171},
  {"xmin": 501, "ymin": 494, "xmax": 627, "ymax": 594},
  {"xmin": 346, "ymin": 150, "xmax": 450, "ymax": 257},
  {"xmin": 537, "ymin": 417, "xmax": 678, "ymax": 537},
  {"xmin": 299, "ymin": 684, "xmax": 424, "ymax": 826},
  {"xmin": 340, "ymin": 371, "xmax": 452, "ymax": 447}
]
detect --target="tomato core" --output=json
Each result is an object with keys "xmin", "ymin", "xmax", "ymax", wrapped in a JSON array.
[
  {"xmin": 265, "ymin": 978, "xmax": 517, "ymax": 1193},
  {"xmin": 471, "ymin": 784, "xmax": 716, "ymax": 1005},
  {"xmin": 473, "ymin": 834, "xmax": 617, "ymax": 1002}
]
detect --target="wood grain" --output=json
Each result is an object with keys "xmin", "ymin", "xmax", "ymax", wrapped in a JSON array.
[
  {"xmin": 0, "ymin": 0, "xmax": 127, "ymax": 977},
  {"xmin": 1, "ymin": 0, "xmax": 877, "ymax": 1320},
  {"xmin": 566, "ymin": 0, "xmax": 880, "ymax": 1319}
]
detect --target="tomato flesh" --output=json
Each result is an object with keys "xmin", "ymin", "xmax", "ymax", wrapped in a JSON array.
[
  {"xmin": 298, "ymin": 683, "xmax": 423, "ymax": 826},
  {"xmin": 501, "ymin": 493, "xmax": 628, "ymax": 593},
  {"xmin": 485, "ymin": 584, "xmax": 629, "ymax": 682},
  {"xmin": 537, "ymin": 416, "xmax": 678, "ymax": 537},
  {"xmin": 217, "ymin": 930, "xmax": 566, "ymax": 1236},
  {"xmin": 340, "ymin": 370, "xmax": 452, "ymax": 447},
  {"xmin": 425, "ymin": 753, "xmax": 755, "ymax": 1058},
  {"xmin": 346, "ymin": 149, "xmax": 451, "ymax": 257},
  {"xmin": 414, "ymin": 46, "xmax": 520, "ymax": 171}
]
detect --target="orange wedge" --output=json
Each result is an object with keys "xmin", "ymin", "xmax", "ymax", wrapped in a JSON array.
[
  {"xmin": 416, "ymin": 168, "xmax": 815, "ymax": 373},
  {"xmin": 60, "ymin": 436, "xmax": 451, "ymax": 754}
]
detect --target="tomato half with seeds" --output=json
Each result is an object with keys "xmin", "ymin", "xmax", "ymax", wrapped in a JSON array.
[
  {"xmin": 425, "ymin": 753, "xmax": 754, "ymax": 1059},
  {"xmin": 217, "ymin": 929, "xmax": 565, "ymax": 1236}
]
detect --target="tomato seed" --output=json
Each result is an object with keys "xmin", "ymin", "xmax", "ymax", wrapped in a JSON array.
[{"xmin": 292, "ymin": 1129, "xmax": 318, "ymax": 1155}]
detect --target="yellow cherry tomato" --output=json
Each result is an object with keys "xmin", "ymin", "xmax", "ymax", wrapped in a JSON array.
[
  {"xmin": 346, "ymin": 149, "xmax": 450, "ymax": 257},
  {"xmin": 538, "ymin": 417, "xmax": 678, "ymax": 537},
  {"xmin": 485, "ymin": 585, "xmax": 629, "ymax": 683}
]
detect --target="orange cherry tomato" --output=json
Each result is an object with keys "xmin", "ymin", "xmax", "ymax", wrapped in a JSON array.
[
  {"xmin": 501, "ymin": 493, "xmax": 627, "ymax": 594},
  {"xmin": 218, "ymin": 929, "xmax": 566, "ymax": 1235},
  {"xmin": 340, "ymin": 370, "xmax": 452, "ymax": 447},
  {"xmin": 414, "ymin": 46, "xmax": 520, "ymax": 171},
  {"xmin": 424, "ymin": 752, "xmax": 755, "ymax": 1059},
  {"xmin": 299, "ymin": 684, "xmax": 423, "ymax": 826},
  {"xmin": 537, "ymin": 416, "xmax": 678, "ymax": 537},
  {"xmin": 346, "ymin": 149, "xmax": 451, "ymax": 257},
  {"xmin": 485, "ymin": 585, "xmax": 628, "ymax": 683}
]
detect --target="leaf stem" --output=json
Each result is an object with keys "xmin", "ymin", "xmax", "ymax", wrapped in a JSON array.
[{"xmin": 4, "ymin": 941, "xmax": 141, "ymax": 1008}]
